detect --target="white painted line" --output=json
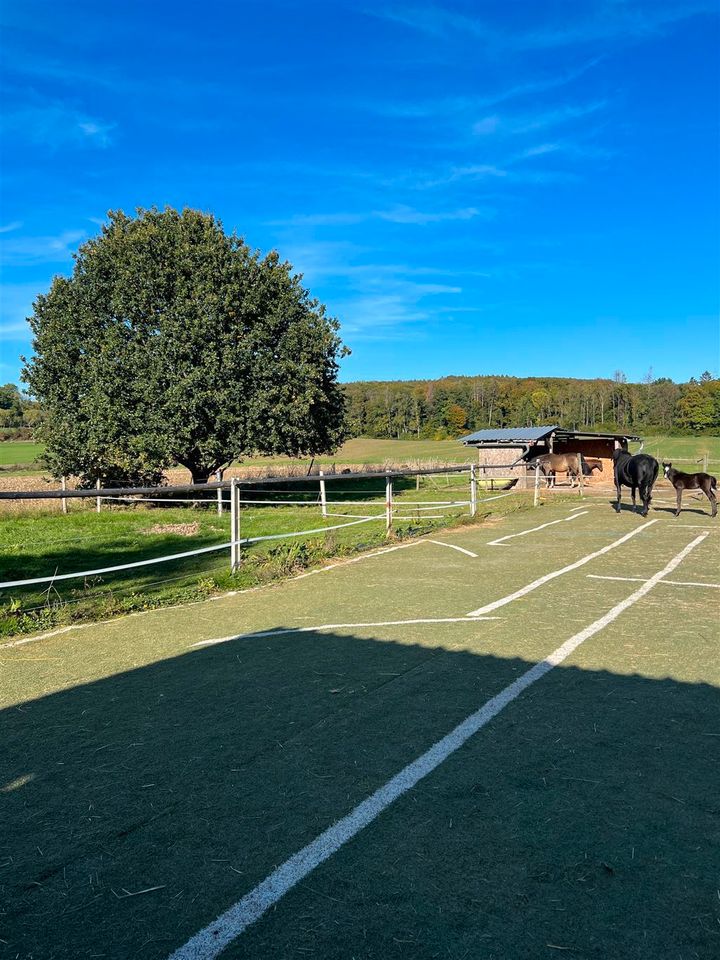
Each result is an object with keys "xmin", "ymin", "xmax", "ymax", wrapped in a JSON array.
[
  {"xmin": 191, "ymin": 617, "xmax": 500, "ymax": 648},
  {"xmin": 671, "ymin": 524, "xmax": 717, "ymax": 529},
  {"xmin": 424, "ymin": 540, "xmax": 479, "ymax": 558},
  {"xmin": 167, "ymin": 532, "xmax": 707, "ymax": 960},
  {"xmin": 0, "ymin": 542, "xmax": 427, "ymax": 651},
  {"xmin": 487, "ymin": 511, "xmax": 588, "ymax": 546},
  {"xmin": 588, "ymin": 574, "xmax": 720, "ymax": 589},
  {"xmin": 290, "ymin": 541, "xmax": 423, "ymax": 581},
  {"xmin": 467, "ymin": 520, "xmax": 657, "ymax": 617}
]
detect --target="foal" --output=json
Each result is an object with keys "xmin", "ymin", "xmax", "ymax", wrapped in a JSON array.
[{"xmin": 662, "ymin": 461, "xmax": 718, "ymax": 518}]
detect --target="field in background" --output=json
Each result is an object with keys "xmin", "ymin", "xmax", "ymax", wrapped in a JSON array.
[
  {"xmin": 1, "ymin": 435, "xmax": 719, "ymax": 479},
  {"xmin": 0, "ymin": 440, "xmax": 45, "ymax": 470}
]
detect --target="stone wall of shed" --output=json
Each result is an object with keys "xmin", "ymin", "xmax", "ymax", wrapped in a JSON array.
[{"xmin": 475, "ymin": 446, "xmax": 529, "ymax": 487}]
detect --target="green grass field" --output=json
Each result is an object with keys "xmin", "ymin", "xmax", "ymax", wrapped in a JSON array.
[
  {"xmin": 2, "ymin": 500, "xmax": 718, "ymax": 959},
  {"xmin": 0, "ymin": 476, "xmax": 527, "ymax": 637},
  {"xmin": 0, "ymin": 439, "xmax": 45, "ymax": 468},
  {"xmin": 1, "ymin": 435, "xmax": 719, "ymax": 477}
]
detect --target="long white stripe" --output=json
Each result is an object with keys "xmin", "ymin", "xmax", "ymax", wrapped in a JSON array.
[
  {"xmin": 0, "ymin": 543, "xmax": 428, "ymax": 650},
  {"xmin": 166, "ymin": 532, "xmax": 707, "ymax": 960},
  {"xmin": 424, "ymin": 540, "xmax": 479, "ymax": 558},
  {"xmin": 466, "ymin": 520, "xmax": 657, "ymax": 616},
  {"xmin": 487, "ymin": 511, "xmax": 587, "ymax": 546},
  {"xmin": 192, "ymin": 617, "xmax": 499, "ymax": 648},
  {"xmin": 588, "ymin": 574, "xmax": 720, "ymax": 589}
]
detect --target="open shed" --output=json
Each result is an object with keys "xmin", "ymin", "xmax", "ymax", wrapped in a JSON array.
[{"xmin": 458, "ymin": 425, "xmax": 642, "ymax": 486}]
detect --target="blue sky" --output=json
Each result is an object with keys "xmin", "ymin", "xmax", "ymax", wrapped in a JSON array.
[{"xmin": 1, "ymin": 0, "xmax": 718, "ymax": 386}]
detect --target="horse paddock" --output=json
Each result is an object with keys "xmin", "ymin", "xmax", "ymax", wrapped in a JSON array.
[{"xmin": 2, "ymin": 495, "xmax": 718, "ymax": 960}]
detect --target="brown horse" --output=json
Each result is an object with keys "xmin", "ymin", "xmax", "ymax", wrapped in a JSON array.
[
  {"xmin": 582, "ymin": 457, "xmax": 604, "ymax": 477},
  {"xmin": 533, "ymin": 453, "xmax": 584, "ymax": 488},
  {"xmin": 662, "ymin": 462, "xmax": 717, "ymax": 517}
]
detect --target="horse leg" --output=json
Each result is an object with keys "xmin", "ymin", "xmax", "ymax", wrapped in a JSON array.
[
  {"xmin": 615, "ymin": 480, "xmax": 622, "ymax": 513},
  {"xmin": 631, "ymin": 484, "xmax": 638, "ymax": 511},
  {"xmin": 703, "ymin": 481, "xmax": 717, "ymax": 517},
  {"xmin": 674, "ymin": 485, "xmax": 682, "ymax": 518}
]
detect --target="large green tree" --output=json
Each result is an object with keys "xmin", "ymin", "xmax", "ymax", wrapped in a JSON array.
[{"xmin": 23, "ymin": 208, "xmax": 348, "ymax": 484}]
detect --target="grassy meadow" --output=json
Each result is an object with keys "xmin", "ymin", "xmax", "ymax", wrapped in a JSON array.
[
  {"xmin": 1, "ymin": 434, "xmax": 719, "ymax": 479},
  {"xmin": 0, "ymin": 440, "xmax": 46, "ymax": 469}
]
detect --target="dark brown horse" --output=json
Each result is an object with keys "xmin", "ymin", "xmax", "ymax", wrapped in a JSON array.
[{"xmin": 662, "ymin": 462, "xmax": 717, "ymax": 517}]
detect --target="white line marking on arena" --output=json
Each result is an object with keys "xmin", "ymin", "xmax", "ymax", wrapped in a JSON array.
[
  {"xmin": 588, "ymin": 574, "xmax": 720, "ymax": 589},
  {"xmin": 424, "ymin": 540, "xmax": 479, "ymax": 558},
  {"xmin": 467, "ymin": 520, "xmax": 657, "ymax": 617},
  {"xmin": 487, "ymin": 511, "xmax": 588, "ymax": 546},
  {"xmin": 671, "ymin": 524, "xmax": 717, "ymax": 528},
  {"xmin": 166, "ymin": 532, "xmax": 707, "ymax": 960},
  {"xmin": 191, "ymin": 617, "xmax": 500, "ymax": 648}
]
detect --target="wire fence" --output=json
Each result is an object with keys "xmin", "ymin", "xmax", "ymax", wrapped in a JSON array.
[{"xmin": 0, "ymin": 464, "xmax": 532, "ymax": 596}]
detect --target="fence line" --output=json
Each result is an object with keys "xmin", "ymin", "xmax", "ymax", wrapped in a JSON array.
[
  {"xmin": 0, "ymin": 465, "xmax": 525, "ymax": 593},
  {"xmin": 0, "ymin": 463, "xmax": 490, "ymax": 501},
  {"xmin": 0, "ymin": 515, "xmax": 388, "ymax": 591}
]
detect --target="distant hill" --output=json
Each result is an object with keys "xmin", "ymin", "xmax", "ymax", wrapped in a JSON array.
[{"xmin": 342, "ymin": 373, "xmax": 720, "ymax": 440}]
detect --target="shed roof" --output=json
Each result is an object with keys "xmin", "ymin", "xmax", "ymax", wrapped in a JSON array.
[
  {"xmin": 459, "ymin": 425, "xmax": 558, "ymax": 444},
  {"xmin": 459, "ymin": 425, "xmax": 642, "ymax": 445}
]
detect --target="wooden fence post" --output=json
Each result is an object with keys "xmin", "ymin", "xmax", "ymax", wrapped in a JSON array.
[
  {"xmin": 533, "ymin": 463, "xmax": 541, "ymax": 507},
  {"xmin": 319, "ymin": 469, "xmax": 327, "ymax": 518},
  {"xmin": 470, "ymin": 464, "xmax": 477, "ymax": 517},
  {"xmin": 61, "ymin": 476, "xmax": 68, "ymax": 515},
  {"xmin": 703, "ymin": 453, "xmax": 708, "ymax": 473},
  {"xmin": 385, "ymin": 474, "xmax": 393, "ymax": 534},
  {"xmin": 96, "ymin": 478, "xmax": 101, "ymax": 514},
  {"xmin": 578, "ymin": 454, "xmax": 584, "ymax": 498}
]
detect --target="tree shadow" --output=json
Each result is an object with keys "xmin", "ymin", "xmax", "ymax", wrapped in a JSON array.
[{"xmin": 1, "ymin": 629, "xmax": 717, "ymax": 959}]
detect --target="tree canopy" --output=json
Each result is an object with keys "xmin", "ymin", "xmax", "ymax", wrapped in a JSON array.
[{"xmin": 23, "ymin": 208, "xmax": 347, "ymax": 484}]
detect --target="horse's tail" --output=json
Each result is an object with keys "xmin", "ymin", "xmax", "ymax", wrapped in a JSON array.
[{"xmin": 711, "ymin": 475, "xmax": 717, "ymax": 491}]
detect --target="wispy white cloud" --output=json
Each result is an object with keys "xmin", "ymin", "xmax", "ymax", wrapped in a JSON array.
[
  {"xmin": 372, "ymin": 60, "xmax": 602, "ymax": 119},
  {"xmin": 377, "ymin": 204, "xmax": 484, "ymax": 224},
  {"xmin": 472, "ymin": 101, "xmax": 607, "ymax": 136},
  {"xmin": 370, "ymin": 2, "xmax": 716, "ymax": 51},
  {"xmin": 0, "ymin": 318, "xmax": 33, "ymax": 341},
  {"xmin": 0, "ymin": 221, "xmax": 23, "ymax": 234},
  {"xmin": 272, "ymin": 204, "xmax": 491, "ymax": 228},
  {"xmin": 0, "ymin": 282, "xmax": 43, "ymax": 350},
  {"xmin": 279, "ymin": 241, "xmax": 485, "ymax": 341},
  {"xmin": 1, "ymin": 229, "xmax": 86, "ymax": 265},
  {"xmin": 1, "ymin": 94, "xmax": 115, "ymax": 149}
]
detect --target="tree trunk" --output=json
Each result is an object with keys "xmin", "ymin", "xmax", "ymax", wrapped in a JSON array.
[{"xmin": 190, "ymin": 468, "xmax": 212, "ymax": 484}]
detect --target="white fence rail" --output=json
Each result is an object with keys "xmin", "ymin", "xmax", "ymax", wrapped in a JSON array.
[{"xmin": 0, "ymin": 464, "xmax": 525, "ymax": 593}]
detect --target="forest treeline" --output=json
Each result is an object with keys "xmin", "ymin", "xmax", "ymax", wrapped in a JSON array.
[
  {"xmin": 3, "ymin": 372, "xmax": 719, "ymax": 445},
  {"xmin": 343, "ymin": 372, "xmax": 720, "ymax": 440}
]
